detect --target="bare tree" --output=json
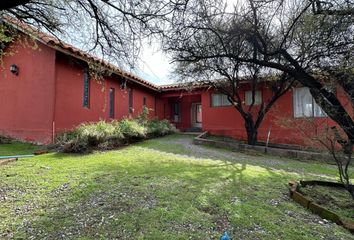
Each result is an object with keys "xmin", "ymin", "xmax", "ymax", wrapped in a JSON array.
[
  {"xmin": 170, "ymin": 34, "xmax": 294, "ymax": 144},
  {"xmin": 0, "ymin": 0, "xmax": 188, "ymax": 67},
  {"xmin": 163, "ymin": 0, "xmax": 354, "ymax": 196}
]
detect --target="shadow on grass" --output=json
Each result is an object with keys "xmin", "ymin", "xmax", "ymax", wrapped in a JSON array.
[
  {"xmin": 8, "ymin": 149, "xmax": 292, "ymax": 239},
  {"xmin": 136, "ymin": 135, "xmax": 339, "ymax": 179},
  {"xmin": 2, "ymin": 135, "xmax": 351, "ymax": 239}
]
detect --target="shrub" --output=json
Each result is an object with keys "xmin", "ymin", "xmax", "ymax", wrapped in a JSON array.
[
  {"xmin": 57, "ymin": 116, "xmax": 176, "ymax": 153},
  {"xmin": 62, "ymin": 137, "xmax": 89, "ymax": 153},
  {"xmin": 118, "ymin": 119, "xmax": 146, "ymax": 141},
  {"xmin": 0, "ymin": 135, "xmax": 12, "ymax": 144},
  {"xmin": 146, "ymin": 119, "xmax": 177, "ymax": 137},
  {"xmin": 76, "ymin": 121, "xmax": 118, "ymax": 147}
]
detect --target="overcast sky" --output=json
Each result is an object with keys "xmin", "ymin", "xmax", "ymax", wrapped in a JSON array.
[
  {"xmin": 133, "ymin": 0, "xmax": 240, "ymax": 85},
  {"xmin": 133, "ymin": 41, "xmax": 175, "ymax": 86}
]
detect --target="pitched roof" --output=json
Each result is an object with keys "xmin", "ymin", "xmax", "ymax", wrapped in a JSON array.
[{"xmin": 3, "ymin": 16, "xmax": 159, "ymax": 91}]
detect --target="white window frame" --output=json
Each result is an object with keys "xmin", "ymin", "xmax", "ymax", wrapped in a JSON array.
[
  {"xmin": 211, "ymin": 93, "xmax": 232, "ymax": 107},
  {"xmin": 245, "ymin": 90, "xmax": 262, "ymax": 106},
  {"xmin": 293, "ymin": 87, "xmax": 327, "ymax": 118}
]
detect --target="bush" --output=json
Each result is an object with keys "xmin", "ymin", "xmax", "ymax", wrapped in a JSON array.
[
  {"xmin": 118, "ymin": 119, "xmax": 147, "ymax": 141},
  {"xmin": 57, "ymin": 116, "xmax": 176, "ymax": 153},
  {"xmin": 77, "ymin": 121, "xmax": 119, "ymax": 147},
  {"xmin": 146, "ymin": 119, "xmax": 177, "ymax": 137},
  {"xmin": 62, "ymin": 137, "xmax": 89, "ymax": 153},
  {"xmin": 0, "ymin": 135, "xmax": 12, "ymax": 144}
]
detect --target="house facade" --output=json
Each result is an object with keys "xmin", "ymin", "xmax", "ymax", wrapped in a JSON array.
[{"xmin": 0, "ymin": 20, "xmax": 352, "ymax": 147}]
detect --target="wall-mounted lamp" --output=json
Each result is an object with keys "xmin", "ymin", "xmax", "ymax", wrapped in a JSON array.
[{"xmin": 10, "ymin": 64, "xmax": 19, "ymax": 76}]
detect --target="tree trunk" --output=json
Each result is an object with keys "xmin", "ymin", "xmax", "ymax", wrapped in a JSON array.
[
  {"xmin": 247, "ymin": 130, "xmax": 258, "ymax": 145},
  {"xmin": 245, "ymin": 119, "xmax": 258, "ymax": 145}
]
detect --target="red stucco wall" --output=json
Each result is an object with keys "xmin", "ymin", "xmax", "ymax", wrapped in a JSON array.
[
  {"xmin": 0, "ymin": 41, "xmax": 161, "ymax": 144},
  {"xmin": 201, "ymin": 86, "xmax": 349, "ymax": 148},
  {"xmin": 1, "ymin": 36, "xmax": 351, "ymax": 148},
  {"xmin": 54, "ymin": 53, "xmax": 159, "ymax": 134},
  {"xmin": 0, "ymin": 37, "xmax": 56, "ymax": 143}
]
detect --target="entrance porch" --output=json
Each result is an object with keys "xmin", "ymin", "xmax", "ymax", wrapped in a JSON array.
[{"xmin": 161, "ymin": 92, "xmax": 202, "ymax": 132}]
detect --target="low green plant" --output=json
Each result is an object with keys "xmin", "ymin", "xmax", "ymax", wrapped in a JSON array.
[
  {"xmin": 146, "ymin": 119, "xmax": 177, "ymax": 137},
  {"xmin": 57, "ymin": 115, "xmax": 175, "ymax": 153},
  {"xmin": 0, "ymin": 135, "xmax": 12, "ymax": 144},
  {"xmin": 118, "ymin": 118, "xmax": 147, "ymax": 141}
]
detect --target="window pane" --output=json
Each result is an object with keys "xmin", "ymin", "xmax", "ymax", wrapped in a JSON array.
[
  {"xmin": 109, "ymin": 88, "xmax": 115, "ymax": 118},
  {"xmin": 222, "ymin": 94, "xmax": 232, "ymax": 106},
  {"xmin": 245, "ymin": 91, "xmax": 252, "ymax": 105},
  {"xmin": 211, "ymin": 94, "xmax": 231, "ymax": 107},
  {"xmin": 173, "ymin": 102, "xmax": 181, "ymax": 122},
  {"xmin": 211, "ymin": 94, "xmax": 221, "ymax": 107},
  {"xmin": 245, "ymin": 90, "xmax": 262, "ymax": 105},
  {"xmin": 128, "ymin": 88, "xmax": 133, "ymax": 113},
  {"xmin": 294, "ymin": 87, "xmax": 313, "ymax": 117},
  {"xmin": 83, "ymin": 70, "xmax": 90, "ymax": 108},
  {"xmin": 314, "ymin": 101, "xmax": 326, "ymax": 117},
  {"xmin": 196, "ymin": 104, "xmax": 202, "ymax": 123}
]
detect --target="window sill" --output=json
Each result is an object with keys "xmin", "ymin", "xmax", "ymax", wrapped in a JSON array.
[
  {"xmin": 210, "ymin": 105, "xmax": 233, "ymax": 108},
  {"xmin": 293, "ymin": 116, "xmax": 328, "ymax": 119}
]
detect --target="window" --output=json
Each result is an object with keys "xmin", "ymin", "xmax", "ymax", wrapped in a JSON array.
[
  {"xmin": 293, "ymin": 87, "xmax": 326, "ymax": 118},
  {"xmin": 211, "ymin": 94, "xmax": 232, "ymax": 107},
  {"xmin": 172, "ymin": 102, "xmax": 181, "ymax": 122},
  {"xmin": 196, "ymin": 104, "xmax": 202, "ymax": 123},
  {"xmin": 143, "ymin": 97, "xmax": 147, "ymax": 106},
  {"xmin": 109, "ymin": 88, "xmax": 115, "ymax": 118},
  {"xmin": 83, "ymin": 69, "xmax": 90, "ymax": 108},
  {"xmin": 120, "ymin": 77, "xmax": 127, "ymax": 90},
  {"xmin": 128, "ymin": 88, "xmax": 133, "ymax": 113},
  {"xmin": 245, "ymin": 90, "xmax": 262, "ymax": 105}
]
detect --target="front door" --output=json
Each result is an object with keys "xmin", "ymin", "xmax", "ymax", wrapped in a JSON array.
[{"xmin": 191, "ymin": 103, "xmax": 202, "ymax": 128}]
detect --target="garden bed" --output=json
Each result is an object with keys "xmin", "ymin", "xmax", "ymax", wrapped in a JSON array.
[
  {"xmin": 194, "ymin": 132, "xmax": 334, "ymax": 163},
  {"xmin": 289, "ymin": 180, "xmax": 354, "ymax": 233}
]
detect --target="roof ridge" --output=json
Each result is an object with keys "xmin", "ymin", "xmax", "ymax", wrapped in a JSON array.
[{"xmin": 3, "ymin": 16, "xmax": 160, "ymax": 91}]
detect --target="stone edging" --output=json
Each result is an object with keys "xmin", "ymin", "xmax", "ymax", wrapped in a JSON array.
[
  {"xmin": 289, "ymin": 180, "xmax": 354, "ymax": 233},
  {"xmin": 0, "ymin": 158, "xmax": 18, "ymax": 166},
  {"xmin": 193, "ymin": 132, "xmax": 333, "ymax": 163}
]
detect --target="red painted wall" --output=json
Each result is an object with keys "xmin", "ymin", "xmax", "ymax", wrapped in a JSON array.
[
  {"xmin": 54, "ymin": 53, "xmax": 159, "ymax": 134},
  {"xmin": 200, "ymin": 85, "xmax": 350, "ymax": 148},
  {"xmin": 0, "ymin": 41, "xmax": 161, "ymax": 143},
  {"xmin": 129, "ymin": 84, "xmax": 157, "ymax": 119},
  {"xmin": 0, "ymin": 37, "xmax": 56, "ymax": 143},
  {"xmin": 1, "ymin": 35, "xmax": 351, "ymax": 148}
]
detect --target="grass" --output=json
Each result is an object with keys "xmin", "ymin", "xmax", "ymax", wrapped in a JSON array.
[
  {"xmin": 0, "ymin": 134, "xmax": 353, "ymax": 239},
  {"xmin": 0, "ymin": 141, "xmax": 41, "ymax": 156}
]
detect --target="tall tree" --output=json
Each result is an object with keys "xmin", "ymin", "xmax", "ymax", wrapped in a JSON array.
[
  {"xmin": 163, "ymin": 0, "xmax": 354, "ymax": 196},
  {"xmin": 0, "ymin": 0, "xmax": 188, "ymax": 67}
]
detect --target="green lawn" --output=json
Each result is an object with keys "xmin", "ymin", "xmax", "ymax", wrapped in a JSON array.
[
  {"xmin": 0, "ymin": 141, "xmax": 40, "ymax": 156},
  {"xmin": 0, "ymin": 134, "xmax": 353, "ymax": 239}
]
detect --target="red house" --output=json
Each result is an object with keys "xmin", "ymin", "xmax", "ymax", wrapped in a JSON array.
[{"xmin": 0, "ymin": 20, "xmax": 352, "ymax": 147}]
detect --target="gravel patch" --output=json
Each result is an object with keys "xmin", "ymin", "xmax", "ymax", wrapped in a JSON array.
[{"xmin": 162, "ymin": 136, "xmax": 336, "ymax": 179}]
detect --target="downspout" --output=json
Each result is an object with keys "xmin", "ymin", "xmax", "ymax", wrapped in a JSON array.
[
  {"xmin": 154, "ymin": 96, "xmax": 157, "ymax": 118},
  {"xmin": 51, "ymin": 51, "xmax": 57, "ymax": 143},
  {"xmin": 265, "ymin": 126, "xmax": 272, "ymax": 153}
]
